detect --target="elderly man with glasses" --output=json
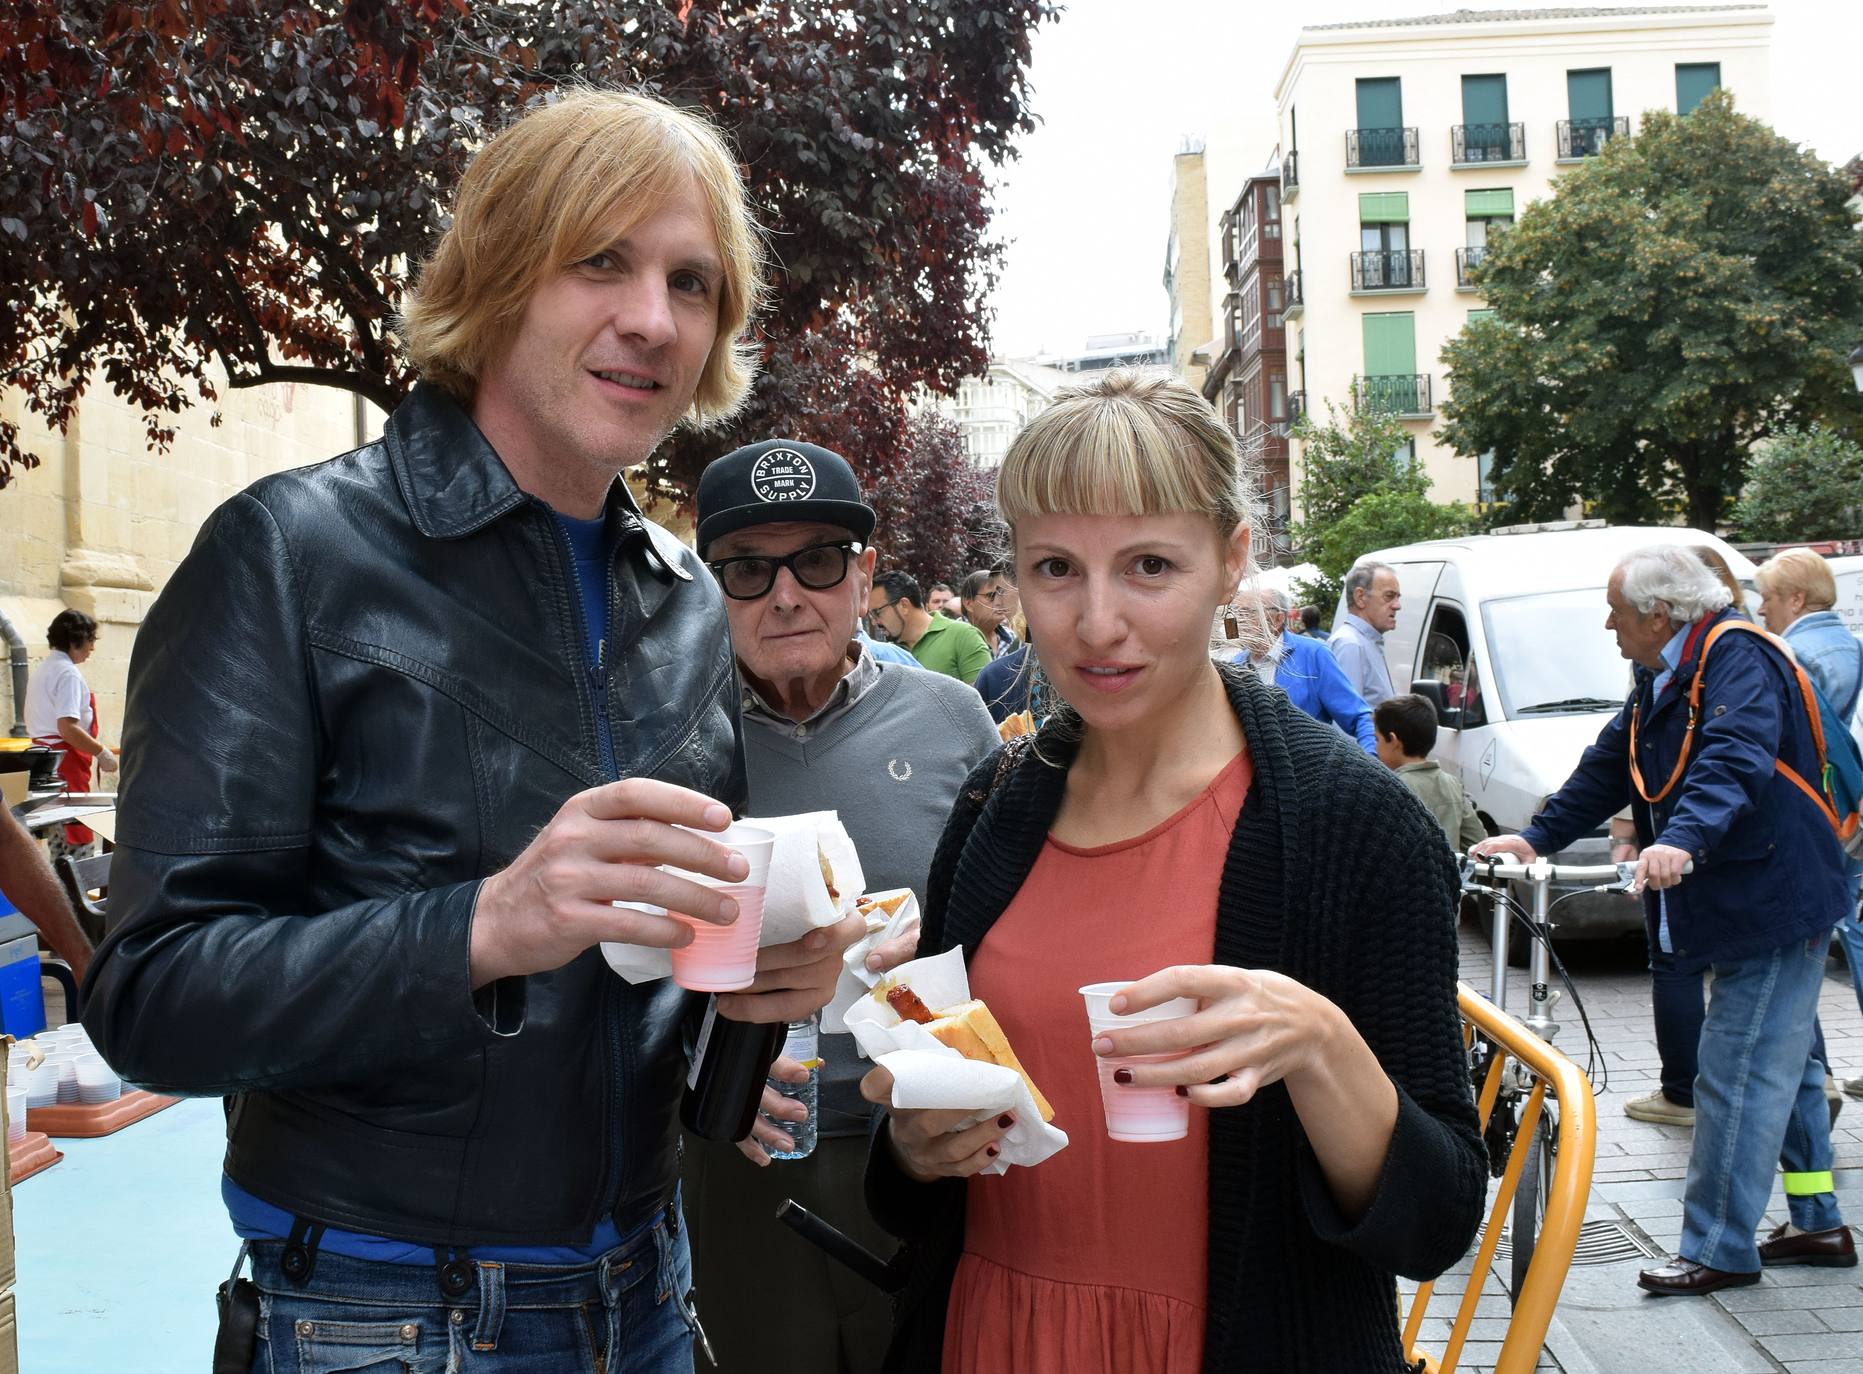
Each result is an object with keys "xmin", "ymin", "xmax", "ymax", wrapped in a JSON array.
[{"xmin": 683, "ymin": 438, "xmax": 1000, "ymax": 1372}]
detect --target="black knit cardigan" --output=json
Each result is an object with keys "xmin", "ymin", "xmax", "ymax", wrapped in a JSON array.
[{"xmin": 864, "ymin": 664, "xmax": 1487, "ymax": 1373}]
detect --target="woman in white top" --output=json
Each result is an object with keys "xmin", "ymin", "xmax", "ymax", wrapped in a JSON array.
[{"xmin": 24, "ymin": 609, "xmax": 116, "ymax": 857}]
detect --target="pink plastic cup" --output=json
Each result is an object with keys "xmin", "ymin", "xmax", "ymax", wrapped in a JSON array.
[
  {"xmin": 1080, "ymin": 982, "xmax": 1200, "ymax": 1143},
  {"xmin": 663, "ymin": 823, "xmax": 776, "ymax": 992}
]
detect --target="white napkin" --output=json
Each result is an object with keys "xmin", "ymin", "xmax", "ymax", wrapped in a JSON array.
[
  {"xmin": 601, "ymin": 811, "xmax": 863, "ymax": 984},
  {"xmin": 844, "ymin": 948, "xmax": 1068, "ymax": 1174},
  {"xmin": 822, "ymin": 888, "xmax": 921, "ymax": 1033}
]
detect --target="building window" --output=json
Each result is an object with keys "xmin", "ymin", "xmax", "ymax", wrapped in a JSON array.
[
  {"xmin": 1354, "ymin": 77, "xmax": 1409, "ymax": 167},
  {"xmin": 1676, "ymin": 62, "xmax": 1721, "ymax": 114},
  {"xmin": 1459, "ymin": 74, "xmax": 1511, "ymax": 162},
  {"xmin": 1392, "ymin": 439, "xmax": 1416, "ymax": 473},
  {"xmin": 1477, "ymin": 449, "xmax": 1505, "ymax": 505},
  {"xmin": 1565, "ymin": 68, "xmax": 1616, "ymax": 156},
  {"xmin": 1268, "ymin": 373, "xmax": 1287, "ymax": 422},
  {"xmin": 1265, "ymin": 274, "xmax": 1284, "ymax": 328}
]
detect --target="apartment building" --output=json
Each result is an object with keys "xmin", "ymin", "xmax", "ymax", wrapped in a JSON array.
[
  {"xmin": 1164, "ymin": 139, "xmax": 1215, "ymax": 393},
  {"xmin": 926, "ymin": 359, "xmax": 1072, "ymax": 469},
  {"xmin": 1201, "ymin": 172, "xmax": 1293, "ymax": 555},
  {"xmin": 1272, "ymin": 5, "xmax": 1773, "ymax": 504}
]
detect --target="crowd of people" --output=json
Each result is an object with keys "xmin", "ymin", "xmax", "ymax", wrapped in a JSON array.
[{"xmin": 0, "ymin": 83, "xmax": 1852, "ymax": 1373}]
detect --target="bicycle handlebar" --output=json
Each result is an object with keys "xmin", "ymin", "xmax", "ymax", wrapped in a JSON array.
[{"xmin": 1458, "ymin": 852, "xmax": 1694, "ymax": 888}]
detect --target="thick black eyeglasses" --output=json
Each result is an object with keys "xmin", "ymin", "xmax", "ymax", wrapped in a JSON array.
[{"xmin": 708, "ymin": 541, "xmax": 861, "ymax": 601}]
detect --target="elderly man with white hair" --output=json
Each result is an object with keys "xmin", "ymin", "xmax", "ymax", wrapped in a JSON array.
[
  {"xmin": 1476, "ymin": 544, "xmax": 1855, "ymax": 1296},
  {"xmin": 1229, "ymin": 586, "xmax": 1377, "ymax": 754}
]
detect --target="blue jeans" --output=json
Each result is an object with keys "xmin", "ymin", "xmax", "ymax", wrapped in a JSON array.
[
  {"xmin": 244, "ymin": 1211, "xmax": 697, "ymax": 1373},
  {"xmin": 1682, "ymin": 931, "xmax": 1844, "ymax": 1273}
]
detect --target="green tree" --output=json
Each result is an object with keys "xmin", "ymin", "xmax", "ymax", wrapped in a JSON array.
[
  {"xmin": 1731, "ymin": 425, "xmax": 1863, "ymax": 542},
  {"xmin": 1437, "ymin": 89, "xmax": 1863, "ymax": 530},
  {"xmin": 0, "ymin": 0, "xmax": 1055, "ymax": 492},
  {"xmin": 1289, "ymin": 400, "xmax": 1470, "ymax": 613}
]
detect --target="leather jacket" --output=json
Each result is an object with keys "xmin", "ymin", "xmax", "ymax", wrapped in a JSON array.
[{"xmin": 82, "ymin": 383, "xmax": 745, "ymax": 1246}]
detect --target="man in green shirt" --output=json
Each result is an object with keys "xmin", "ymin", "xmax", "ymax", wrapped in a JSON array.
[{"xmin": 868, "ymin": 569, "xmax": 992, "ymax": 684}]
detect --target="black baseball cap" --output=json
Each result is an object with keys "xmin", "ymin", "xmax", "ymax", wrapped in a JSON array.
[{"xmin": 695, "ymin": 439, "xmax": 876, "ymax": 555}]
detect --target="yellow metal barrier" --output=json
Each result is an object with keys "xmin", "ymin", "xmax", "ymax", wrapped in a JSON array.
[{"xmin": 1402, "ymin": 982, "xmax": 1597, "ymax": 1374}]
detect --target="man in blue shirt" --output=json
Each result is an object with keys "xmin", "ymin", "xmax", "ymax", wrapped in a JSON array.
[
  {"xmin": 1231, "ymin": 589, "xmax": 1376, "ymax": 754},
  {"xmin": 1478, "ymin": 545, "xmax": 1853, "ymax": 1297},
  {"xmin": 1329, "ymin": 561, "xmax": 1402, "ymax": 707}
]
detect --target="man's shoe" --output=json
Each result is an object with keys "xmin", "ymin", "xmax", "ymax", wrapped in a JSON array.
[
  {"xmin": 1827, "ymin": 1074, "xmax": 1845, "ymax": 1128},
  {"xmin": 1623, "ymin": 1090, "xmax": 1695, "ymax": 1126},
  {"xmin": 1758, "ymin": 1223, "xmax": 1858, "ymax": 1268},
  {"xmin": 1637, "ymin": 1258, "xmax": 1762, "ymax": 1296},
  {"xmin": 1844, "ymin": 1076, "xmax": 1863, "ymax": 1101}
]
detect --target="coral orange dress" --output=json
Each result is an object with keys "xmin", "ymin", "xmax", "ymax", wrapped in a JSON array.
[{"xmin": 942, "ymin": 749, "xmax": 1252, "ymax": 1374}]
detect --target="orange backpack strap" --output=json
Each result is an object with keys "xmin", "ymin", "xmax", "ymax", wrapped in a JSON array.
[{"xmin": 1670, "ymin": 620, "xmax": 1847, "ymax": 832}]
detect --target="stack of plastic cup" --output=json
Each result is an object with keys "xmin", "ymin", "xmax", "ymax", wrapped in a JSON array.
[
  {"xmin": 1079, "ymin": 982, "xmax": 1202, "ymax": 1143},
  {"xmin": 74, "ymin": 1053, "xmax": 121, "ymax": 1105},
  {"xmin": 5, "ymin": 1084, "xmax": 25, "ymax": 1146},
  {"xmin": 661, "ymin": 823, "xmax": 777, "ymax": 993},
  {"xmin": 44, "ymin": 1052, "xmax": 80, "ymax": 1106},
  {"xmin": 20, "ymin": 1054, "xmax": 57, "ymax": 1110}
]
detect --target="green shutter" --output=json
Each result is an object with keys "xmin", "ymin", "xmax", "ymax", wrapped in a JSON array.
[
  {"xmin": 1567, "ymin": 68, "xmax": 1613, "ymax": 121},
  {"xmin": 1465, "ymin": 189, "xmax": 1515, "ymax": 219},
  {"xmin": 1676, "ymin": 63, "xmax": 1720, "ymax": 114},
  {"xmin": 1356, "ymin": 77, "xmax": 1402, "ymax": 130},
  {"xmin": 1358, "ymin": 192, "xmax": 1411, "ymax": 224},
  {"xmin": 1468, "ymin": 309, "xmax": 1496, "ymax": 323},
  {"xmin": 1461, "ymin": 74, "xmax": 1508, "ymax": 127},
  {"xmin": 1362, "ymin": 313, "xmax": 1417, "ymax": 375}
]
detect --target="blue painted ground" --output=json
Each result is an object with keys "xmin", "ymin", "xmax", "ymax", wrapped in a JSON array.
[{"xmin": 13, "ymin": 1097, "xmax": 228, "ymax": 1369}]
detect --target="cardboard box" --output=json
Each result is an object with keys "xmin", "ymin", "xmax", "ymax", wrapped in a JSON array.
[{"xmin": 0, "ymin": 1289, "xmax": 17, "ymax": 1374}]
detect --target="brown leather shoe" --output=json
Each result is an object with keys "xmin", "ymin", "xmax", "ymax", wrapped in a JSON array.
[
  {"xmin": 1637, "ymin": 1258, "xmax": 1762, "ymax": 1296},
  {"xmin": 1758, "ymin": 1223, "xmax": 1858, "ymax": 1268}
]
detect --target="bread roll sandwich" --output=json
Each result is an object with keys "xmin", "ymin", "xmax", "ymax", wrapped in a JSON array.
[{"xmin": 878, "ymin": 982, "xmax": 1054, "ymax": 1122}]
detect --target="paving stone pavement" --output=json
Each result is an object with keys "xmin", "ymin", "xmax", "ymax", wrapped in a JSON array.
[{"xmin": 1442, "ymin": 916, "xmax": 1863, "ymax": 1374}]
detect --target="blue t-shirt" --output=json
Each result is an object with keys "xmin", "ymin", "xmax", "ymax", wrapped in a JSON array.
[
  {"xmin": 555, "ymin": 510, "xmax": 610, "ymax": 668},
  {"xmin": 223, "ymin": 509, "xmax": 627, "ymax": 1263}
]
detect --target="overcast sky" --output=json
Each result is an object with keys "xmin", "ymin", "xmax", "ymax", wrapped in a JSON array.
[{"xmin": 983, "ymin": 0, "xmax": 1862, "ymax": 360}]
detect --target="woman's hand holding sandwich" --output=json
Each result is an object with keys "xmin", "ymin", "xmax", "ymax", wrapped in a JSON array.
[{"xmin": 860, "ymin": 1063, "xmax": 1017, "ymax": 1182}]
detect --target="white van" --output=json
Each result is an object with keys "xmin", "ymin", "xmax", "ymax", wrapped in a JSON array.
[
  {"xmin": 1338, "ymin": 524, "xmax": 1757, "ymax": 940},
  {"xmin": 1830, "ymin": 554, "xmax": 1863, "ymax": 640}
]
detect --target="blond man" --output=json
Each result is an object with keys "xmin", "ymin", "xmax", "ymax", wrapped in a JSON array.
[{"xmin": 84, "ymin": 91, "xmax": 862, "ymax": 1370}]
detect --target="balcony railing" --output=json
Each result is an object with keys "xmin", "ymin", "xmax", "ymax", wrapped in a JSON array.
[
  {"xmin": 1452, "ymin": 121, "xmax": 1525, "ymax": 164},
  {"xmin": 1350, "ymin": 249, "xmax": 1426, "ymax": 292},
  {"xmin": 1282, "ymin": 150, "xmax": 1299, "ymax": 198},
  {"xmin": 1355, "ymin": 373, "xmax": 1432, "ymax": 416},
  {"xmin": 1283, "ymin": 269, "xmax": 1304, "ymax": 318},
  {"xmin": 1455, "ymin": 245, "xmax": 1487, "ymax": 289},
  {"xmin": 1287, "ymin": 390, "xmax": 1307, "ymax": 427},
  {"xmin": 1557, "ymin": 116, "xmax": 1628, "ymax": 159},
  {"xmin": 1346, "ymin": 126, "xmax": 1420, "ymax": 170}
]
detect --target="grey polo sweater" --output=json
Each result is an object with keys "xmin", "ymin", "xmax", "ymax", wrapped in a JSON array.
[{"xmin": 743, "ymin": 650, "xmax": 999, "ymax": 1135}]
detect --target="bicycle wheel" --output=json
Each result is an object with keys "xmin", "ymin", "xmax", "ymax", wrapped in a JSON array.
[{"xmin": 1509, "ymin": 1105, "xmax": 1557, "ymax": 1298}]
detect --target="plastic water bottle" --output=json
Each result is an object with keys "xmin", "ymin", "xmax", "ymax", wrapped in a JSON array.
[{"xmin": 765, "ymin": 1015, "xmax": 819, "ymax": 1160}]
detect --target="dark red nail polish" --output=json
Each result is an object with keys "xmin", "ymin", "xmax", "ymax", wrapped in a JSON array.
[
  {"xmin": 997, "ymin": 1114, "xmax": 1014, "ymax": 1129},
  {"xmin": 1174, "ymin": 1086, "xmax": 1190, "ymax": 1098},
  {"xmin": 986, "ymin": 1145, "xmax": 999, "ymax": 1158},
  {"xmin": 1113, "ymin": 1068, "xmax": 1134, "ymax": 1085}
]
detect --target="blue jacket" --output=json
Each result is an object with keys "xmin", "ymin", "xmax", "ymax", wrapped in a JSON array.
[
  {"xmin": 1521, "ymin": 609, "xmax": 1851, "ymax": 961},
  {"xmin": 973, "ymin": 644, "xmax": 1031, "ymax": 723},
  {"xmin": 1784, "ymin": 611, "xmax": 1862, "ymax": 721},
  {"xmin": 1231, "ymin": 631, "xmax": 1376, "ymax": 754}
]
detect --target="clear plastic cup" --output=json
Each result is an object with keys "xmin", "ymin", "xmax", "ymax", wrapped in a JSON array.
[
  {"xmin": 662, "ymin": 824, "xmax": 776, "ymax": 992},
  {"xmin": 5, "ymin": 1085, "xmax": 25, "ymax": 1144},
  {"xmin": 1079, "ymin": 982, "xmax": 1201, "ymax": 1143}
]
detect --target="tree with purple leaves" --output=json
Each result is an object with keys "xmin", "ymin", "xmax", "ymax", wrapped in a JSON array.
[{"xmin": 0, "ymin": 0, "xmax": 1054, "ymax": 502}]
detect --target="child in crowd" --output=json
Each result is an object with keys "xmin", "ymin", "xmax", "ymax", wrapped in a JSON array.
[{"xmin": 1374, "ymin": 693, "xmax": 1487, "ymax": 851}]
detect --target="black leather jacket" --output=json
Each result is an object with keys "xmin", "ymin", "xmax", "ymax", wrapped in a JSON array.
[{"xmin": 82, "ymin": 383, "xmax": 745, "ymax": 1247}]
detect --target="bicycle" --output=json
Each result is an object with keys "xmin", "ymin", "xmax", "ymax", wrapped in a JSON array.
[{"xmin": 1456, "ymin": 851, "xmax": 1683, "ymax": 1299}]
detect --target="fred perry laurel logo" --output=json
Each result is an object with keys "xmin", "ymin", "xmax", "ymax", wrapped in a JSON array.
[
  {"xmin": 750, "ymin": 449, "xmax": 816, "ymax": 504},
  {"xmin": 888, "ymin": 759, "xmax": 913, "ymax": 782}
]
